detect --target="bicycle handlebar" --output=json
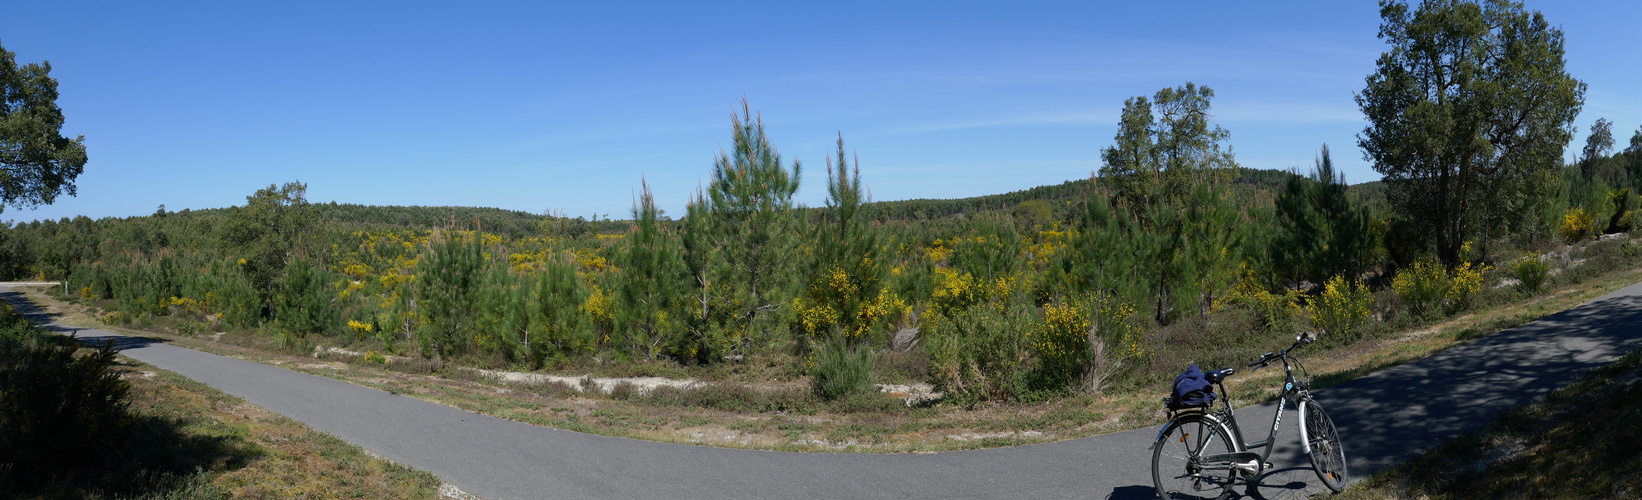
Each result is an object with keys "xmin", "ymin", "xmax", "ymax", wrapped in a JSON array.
[{"xmin": 1247, "ymin": 331, "xmax": 1319, "ymax": 368}]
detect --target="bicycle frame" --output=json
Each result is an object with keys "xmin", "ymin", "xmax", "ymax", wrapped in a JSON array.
[
  {"xmin": 1153, "ymin": 338, "xmax": 1316, "ymax": 472},
  {"xmin": 1214, "ymin": 350, "xmax": 1312, "ymax": 467}
]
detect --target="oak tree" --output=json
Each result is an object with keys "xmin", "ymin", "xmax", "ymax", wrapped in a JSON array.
[{"xmin": 1357, "ymin": 0, "xmax": 1585, "ymax": 266}]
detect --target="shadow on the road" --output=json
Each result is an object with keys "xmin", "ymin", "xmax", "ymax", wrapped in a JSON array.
[
  {"xmin": 1106, "ymin": 485, "xmax": 1156, "ymax": 500},
  {"xmin": 0, "ymin": 289, "xmax": 170, "ymax": 352},
  {"xmin": 1321, "ymin": 291, "xmax": 1642, "ymax": 477}
]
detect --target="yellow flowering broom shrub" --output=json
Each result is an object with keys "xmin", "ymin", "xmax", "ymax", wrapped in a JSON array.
[
  {"xmin": 1561, "ymin": 207, "xmax": 1599, "ymax": 243},
  {"xmin": 1309, "ymin": 275, "xmax": 1373, "ymax": 344}
]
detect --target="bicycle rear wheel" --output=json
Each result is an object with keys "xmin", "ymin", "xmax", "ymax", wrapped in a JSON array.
[
  {"xmin": 1301, "ymin": 398, "xmax": 1348, "ymax": 492},
  {"xmin": 1152, "ymin": 415, "xmax": 1237, "ymax": 499}
]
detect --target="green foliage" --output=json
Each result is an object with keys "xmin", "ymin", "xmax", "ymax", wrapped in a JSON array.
[
  {"xmin": 809, "ymin": 335, "xmax": 877, "ymax": 400},
  {"xmin": 1271, "ymin": 145, "xmax": 1373, "ymax": 289},
  {"xmin": 793, "ymin": 136, "xmax": 892, "ymax": 344},
  {"xmin": 218, "ymin": 181, "xmax": 317, "ymax": 305},
  {"xmin": 1358, "ymin": 0, "xmax": 1585, "ymax": 267},
  {"xmin": 701, "ymin": 99, "xmax": 802, "ymax": 359},
  {"xmin": 1098, "ymin": 82, "xmax": 1236, "ymax": 210},
  {"xmin": 926, "ymin": 301, "xmax": 1035, "ymax": 402},
  {"xmin": 1012, "ymin": 200, "xmax": 1052, "ymax": 230},
  {"xmin": 1510, "ymin": 254, "xmax": 1549, "ymax": 292},
  {"xmin": 1607, "ymin": 187, "xmax": 1637, "ymax": 233},
  {"xmin": 1309, "ymin": 274, "xmax": 1374, "ymax": 345},
  {"xmin": 949, "ymin": 213, "xmax": 1021, "ymax": 286},
  {"xmin": 616, "ymin": 179, "xmax": 683, "ymax": 360},
  {"xmin": 275, "ymin": 258, "xmax": 338, "ymax": 337},
  {"xmin": 0, "ymin": 305, "xmax": 133, "ymax": 491},
  {"xmin": 414, "ymin": 231, "xmax": 484, "ymax": 359},
  {"xmin": 537, "ymin": 251, "xmax": 594, "ymax": 358},
  {"xmin": 0, "ymin": 39, "xmax": 88, "ymax": 213}
]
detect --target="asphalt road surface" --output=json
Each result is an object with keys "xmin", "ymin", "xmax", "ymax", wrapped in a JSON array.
[{"xmin": 8, "ymin": 281, "xmax": 1642, "ymax": 499}]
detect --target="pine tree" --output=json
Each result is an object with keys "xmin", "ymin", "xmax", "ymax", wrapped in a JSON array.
[
  {"xmin": 616, "ymin": 178, "xmax": 683, "ymax": 360},
  {"xmin": 794, "ymin": 134, "xmax": 888, "ymax": 344},
  {"xmin": 702, "ymin": 99, "xmax": 802, "ymax": 359}
]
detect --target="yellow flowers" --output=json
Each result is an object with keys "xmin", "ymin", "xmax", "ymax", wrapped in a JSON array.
[
  {"xmin": 1561, "ymin": 207, "xmax": 1599, "ymax": 243},
  {"xmin": 1447, "ymin": 260, "xmax": 1489, "ymax": 307},
  {"xmin": 347, "ymin": 319, "xmax": 374, "ymax": 335},
  {"xmin": 583, "ymin": 286, "xmax": 612, "ymax": 325},
  {"xmin": 792, "ymin": 264, "xmax": 904, "ymax": 340},
  {"xmin": 342, "ymin": 263, "xmax": 372, "ymax": 280},
  {"xmin": 1393, "ymin": 257, "xmax": 1491, "ymax": 316},
  {"xmin": 925, "ymin": 241, "xmax": 952, "ymax": 264},
  {"xmin": 1309, "ymin": 275, "xmax": 1372, "ymax": 342},
  {"xmin": 574, "ymin": 249, "xmax": 608, "ymax": 272},
  {"xmin": 931, "ymin": 268, "xmax": 979, "ymax": 314},
  {"xmin": 1033, "ymin": 298, "xmax": 1145, "ymax": 392},
  {"xmin": 166, "ymin": 296, "xmax": 206, "ymax": 316}
]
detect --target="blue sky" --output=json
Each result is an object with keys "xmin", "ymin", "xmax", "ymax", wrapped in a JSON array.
[{"xmin": 2, "ymin": 1, "xmax": 1638, "ymax": 223}]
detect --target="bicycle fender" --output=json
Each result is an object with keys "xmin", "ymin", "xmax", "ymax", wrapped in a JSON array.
[{"xmin": 1150, "ymin": 412, "xmax": 1227, "ymax": 450}]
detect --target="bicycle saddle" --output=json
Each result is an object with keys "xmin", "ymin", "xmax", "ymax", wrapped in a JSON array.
[{"xmin": 1205, "ymin": 368, "xmax": 1235, "ymax": 384}]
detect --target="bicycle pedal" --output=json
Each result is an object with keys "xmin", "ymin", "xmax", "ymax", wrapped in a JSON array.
[{"xmin": 1231, "ymin": 461, "xmax": 1273, "ymax": 473}]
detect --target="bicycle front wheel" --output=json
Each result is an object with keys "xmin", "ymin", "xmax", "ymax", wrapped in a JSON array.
[
  {"xmin": 1152, "ymin": 415, "xmax": 1237, "ymax": 499},
  {"xmin": 1301, "ymin": 398, "xmax": 1348, "ymax": 492}
]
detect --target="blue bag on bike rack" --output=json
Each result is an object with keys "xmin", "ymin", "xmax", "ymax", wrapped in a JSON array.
[{"xmin": 1169, "ymin": 363, "xmax": 1216, "ymax": 410}]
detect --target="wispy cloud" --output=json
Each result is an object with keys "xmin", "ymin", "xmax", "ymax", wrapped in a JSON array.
[{"xmin": 883, "ymin": 111, "xmax": 1119, "ymax": 134}]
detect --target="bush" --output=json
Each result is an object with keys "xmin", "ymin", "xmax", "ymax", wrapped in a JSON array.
[
  {"xmin": 1216, "ymin": 267, "xmax": 1304, "ymax": 335},
  {"xmin": 1392, "ymin": 258, "xmax": 1490, "ymax": 318},
  {"xmin": 926, "ymin": 302, "xmax": 1034, "ymax": 402},
  {"xmin": 809, "ymin": 336, "xmax": 877, "ymax": 400},
  {"xmin": 0, "ymin": 306, "xmax": 135, "ymax": 492},
  {"xmin": 1561, "ymin": 207, "xmax": 1599, "ymax": 243},
  {"xmin": 1392, "ymin": 260, "xmax": 1449, "ymax": 318},
  {"xmin": 1309, "ymin": 274, "xmax": 1373, "ymax": 345},
  {"xmin": 1510, "ymin": 254, "xmax": 1550, "ymax": 292},
  {"xmin": 1034, "ymin": 298, "xmax": 1145, "ymax": 394},
  {"xmin": 1445, "ymin": 260, "xmax": 1489, "ymax": 312}
]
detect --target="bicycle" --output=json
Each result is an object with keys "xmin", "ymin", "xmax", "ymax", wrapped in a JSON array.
[{"xmin": 1150, "ymin": 331, "xmax": 1348, "ymax": 499}]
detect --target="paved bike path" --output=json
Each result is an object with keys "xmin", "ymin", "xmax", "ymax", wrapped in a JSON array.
[{"xmin": 8, "ymin": 281, "xmax": 1642, "ymax": 499}]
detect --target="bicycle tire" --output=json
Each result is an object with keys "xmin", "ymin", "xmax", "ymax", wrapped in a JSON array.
[
  {"xmin": 1301, "ymin": 398, "xmax": 1348, "ymax": 492},
  {"xmin": 1152, "ymin": 415, "xmax": 1238, "ymax": 499}
]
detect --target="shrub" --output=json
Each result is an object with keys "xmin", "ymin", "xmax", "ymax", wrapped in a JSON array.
[
  {"xmin": 1560, "ymin": 207, "xmax": 1599, "ymax": 243},
  {"xmin": 1309, "ymin": 274, "xmax": 1374, "ymax": 345},
  {"xmin": 1034, "ymin": 298, "xmax": 1145, "ymax": 394},
  {"xmin": 1445, "ymin": 260, "xmax": 1490, "ymax": 312},
  {"xmin": 1392, "ymin": 258, "xmax": 1491, "ymax": 318},
  {"xmin": 809, "ymin": 336, "xmax": 877, "ymax": 400},
  {"xmin": 0, "ymin": 306, "xmax": 135, "ymax": 491},
  {"xmin": 926, "ymin": 302, "xmax": 1034, "ymax": 402},
  {"xmin": 1392, "ymin": 260, "xmax": 1449, "ymax": 318},
  {"xmin": 1510, "ymin": 254, "xmax": 1549, "ymax": 292},
  {"xmin": 1215, "ymin": 266, "xmax": 1304, "ymax": 335}
]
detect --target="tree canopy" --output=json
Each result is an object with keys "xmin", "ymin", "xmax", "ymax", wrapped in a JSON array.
[
  {"xmin": 0, "ymin": 39, "xmax": 87, "ymax": 213},
  {"xmin": 1357, "ymin": 0, "xmax": 1585, "ymax": 267}
]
